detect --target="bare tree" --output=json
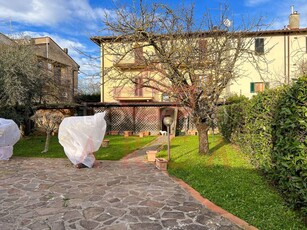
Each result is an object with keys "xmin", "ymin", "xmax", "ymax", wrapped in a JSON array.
[
  {"xmin": 31, "ymin": 110, "xmax": 65, "ymax": 153},
  {"xmin": 101, "ymin": 1, "xmax": 269, "ymax": 154}
]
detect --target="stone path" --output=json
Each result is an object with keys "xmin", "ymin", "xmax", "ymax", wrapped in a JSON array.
[{"xmin": 0, "ymin": 137, "xmax": 243, "ymax": 230}]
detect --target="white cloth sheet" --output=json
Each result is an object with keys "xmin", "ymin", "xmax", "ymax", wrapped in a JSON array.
[
  {"xmin": 58, "ymin": 112, "xmax": 107, "ymax": 168},
  {"xmin": 0, "ymin": 118, "xmax": 21, "ymax": 160}
]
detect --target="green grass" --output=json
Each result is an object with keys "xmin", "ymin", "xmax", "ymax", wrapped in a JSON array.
[
  {"xmin": 13, "ymin": 135, "xmax": 156, "ymax": 160},
  {"xmin": 157, "ymin": 135, "xmax": 306, "ymax": 230}
]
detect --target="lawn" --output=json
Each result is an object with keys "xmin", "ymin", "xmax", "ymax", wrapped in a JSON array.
[
  {"xmin": 13, "ymin": 135, "xmax": 156, "ymax": 160},
  {"xmin": 157, "ymin": 135, "xmax": 306, "ymax": 230}
]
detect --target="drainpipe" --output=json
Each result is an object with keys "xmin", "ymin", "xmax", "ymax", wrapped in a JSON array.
[
  {"xmin": 100, "ymin": 43, "xmax": 104, "ymax": 103},
  {"xmin": 284, "ymin": 34, "xmax": 287, "ymax": 84},
  {"xmin": 46, "ymin": 37, "xmax": 49, "ymax": 59},
  {"xmin": 287, "ymin": 35, "xmax": 290, "ymax": 84}
]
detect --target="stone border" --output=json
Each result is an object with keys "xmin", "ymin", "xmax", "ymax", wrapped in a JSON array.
[{"xmin": 167, "ymin": 173, "xmax": 258, "ymax": 230}]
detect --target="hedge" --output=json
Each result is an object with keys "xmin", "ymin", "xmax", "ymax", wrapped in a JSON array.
[
  {"xmin": 271, "ymin": 77, "xmax": 307, "ymax": 213},
  {"xmin": 217, "ymin": 77, "xmax": 307, "ymax": 216}
]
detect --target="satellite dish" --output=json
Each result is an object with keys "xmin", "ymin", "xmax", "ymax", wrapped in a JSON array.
[{"xmin": 223, "ymin": 19, "xmax": 232, "ymax": 28}]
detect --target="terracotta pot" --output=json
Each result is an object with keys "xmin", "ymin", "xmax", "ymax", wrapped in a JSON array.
[
  {"xmin": 155, "ymin": 158, "xmax": 168, "ymax": 170},
  {"xmin": 101, "ymin": 139, "xmax": 110, "ymax": 148},
  {"xmin": 143, "ymin": 131, "xmax": 150, "ymax": 136},
  {"xmin": 110, "ymin": 130, "xmax": 119, "ymax": 135},
  {"xmin": 146, "ymin": 150, "xmax": 157, "ymax": 162},
  {"xmin": 124, "ymin": 131, "xmax": 133, "ymax": 137}
]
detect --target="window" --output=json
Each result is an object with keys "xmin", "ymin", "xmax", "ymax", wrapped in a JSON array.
[
  {"xmin": 162, "ymin": 93, "xmax": 170, "ymax": 102},
  {"xmin": 134, "ymin": 47, "xmax": 143, "ymax": 64},
  {"xmin": 47, "ymin": 63, "xmax": 52, "ymax": 71},
  {"xmin": 199, "ymin": 40, "xmax": 207, "ymax": 53},
  {"xmin": 198, "ymin": 39, "xmax": 207, "ymax": 61},
  {"xmin": 134, "ymin": 77, "xmax": 143, "ymax": 96},
  {"xmin": 250, "ymin": 82, "xmax": 269, "ymax": 93},
  {"xmin": 255, "ymin": 38, "xmax": 264, "ymax": 54}
]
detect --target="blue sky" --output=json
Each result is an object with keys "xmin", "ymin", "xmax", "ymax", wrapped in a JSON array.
[{"xmin": 0, "ymin": 0, "xmax": 307, "ymax": 85}]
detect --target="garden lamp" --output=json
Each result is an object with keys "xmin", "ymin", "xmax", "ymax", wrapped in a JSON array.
[{"xmin": 163, "ymin": 116, "xmax": 174, "ymax": 161}]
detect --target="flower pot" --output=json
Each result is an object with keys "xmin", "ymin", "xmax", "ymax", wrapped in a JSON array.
[
  {"xmin": 146, "ymin": 150, "xmax": 157, "ymax": 162},
  {"xmin": 124, "ymin": 131, "xmax": 133, "ymax": 137},
  {"xmin": 110, "ymin": 130, "xmax": 119, "ymax": 135},
  {"xmin": 101, "ymin": 139, "xmax": 110, "ymax": 148},
  {"xmin": 155, "ymin": 158, "xmax": 168, "ymax": 171},
  {"xmin": 143, "ymin": 131, "xmax": 150, "ymax": 136}
]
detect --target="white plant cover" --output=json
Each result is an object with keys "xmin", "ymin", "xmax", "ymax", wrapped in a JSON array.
[
  {"xmin": 0, "ymin": 118, "xmax": 21, "ymax": 160},
  {"xmin": 58, "ymin": 112, "xmax": 107, "ymax": 168}
]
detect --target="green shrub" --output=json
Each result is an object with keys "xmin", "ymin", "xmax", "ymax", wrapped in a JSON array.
[
  {"xmin": 217, "ymin": 82, "xmax": 307, "ymax": 216},
  {"xmin": 240, "ymin": 88, "xmax": 284, "ymax": 170},
  {"xmin": 0, "ymin": 105, "xmax": 30, "ymax": 125},
  {"xmin": 271, "ymin": 76, "xmax": 307, "ymax": 214},
  {"xmin": 217, "ymin": 94, "xmax": 248, "ymax": 141},
  {"xmin": 74, "ymin": 93, "xmax": 100, "ymax": 103}
]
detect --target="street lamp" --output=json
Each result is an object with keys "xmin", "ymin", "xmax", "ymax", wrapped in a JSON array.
[{"xmin": 163, "ymin": 116, "xmax": 174, "ymax": 161}]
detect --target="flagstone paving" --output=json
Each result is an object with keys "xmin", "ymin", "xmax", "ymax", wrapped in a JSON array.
[{"xmin": 0, "ymin": 137, "xmax": 243, "ymax": 230}]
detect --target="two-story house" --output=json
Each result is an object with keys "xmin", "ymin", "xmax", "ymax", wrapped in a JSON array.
[{"xmin": 90, "ymin": 8, "xmax": 307, "ymax": 135}]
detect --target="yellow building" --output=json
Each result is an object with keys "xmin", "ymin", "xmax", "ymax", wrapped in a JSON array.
[
  {"xmin": 229, "ymin": 10, "xmax": 307, "ymax": 97},
  {"xmin": 90, "ymin": 9, "xmax": 307, "ymax": 135}
]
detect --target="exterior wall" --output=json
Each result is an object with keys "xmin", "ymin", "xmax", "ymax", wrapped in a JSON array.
[
  {"xmin": 33, "ymin": 37, "xmax": 79, "ymax": 103},
  {"xmin": 102, "ymin": 43, "xmax": 164, "ymax": 103},
  {"xmin": 0, "ymin": 33, "xmax": 14, "ymax": 45},
  {"xmin": 229, "ymin": 33, "xmax": 307, "ymax": 98},
  {"xmin": 99, "ymin": 30, "xmax": 307, "ymax": 101}
]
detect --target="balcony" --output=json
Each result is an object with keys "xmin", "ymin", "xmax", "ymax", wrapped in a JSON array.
[{"xmin": 113, "ymin": 87, "xmax": 155, "ymax": 102}]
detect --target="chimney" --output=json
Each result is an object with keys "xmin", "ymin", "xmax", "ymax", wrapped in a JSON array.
[
  {"xmin": 63, "ymin": 48, "xmax": 68, "ymax": 54},
  {"xmin": 288, "ymin": 6, "xmax": 300, "ymax": 29}
]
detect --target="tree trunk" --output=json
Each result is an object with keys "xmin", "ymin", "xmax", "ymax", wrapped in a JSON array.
[
  {"xmin": 42, "ymin": 131, "xmax": 51, "ymax": 153},
  {"xmin": 195, "ymin": 122, "xmax": 210, "ymax": 155}
]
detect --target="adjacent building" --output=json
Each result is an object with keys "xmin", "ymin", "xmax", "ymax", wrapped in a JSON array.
[
  {"xmin": 0, "ymin": 33, "xmax": 79, "ymax": 103},
  {"xmin": 31, "ymin": 37, "xmax": 79, "ymax": 103}
]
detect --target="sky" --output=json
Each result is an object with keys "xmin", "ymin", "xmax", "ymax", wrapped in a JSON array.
[{"xmin": 0, "ymin": 0, "xmax": 307, "ymax": 88}]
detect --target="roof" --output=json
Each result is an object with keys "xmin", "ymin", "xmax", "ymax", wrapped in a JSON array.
[
  {"xmin": 32, "ymin": 36, "xmax": 80, "ymax": 68},
  {"xmin": 91, "ymin": 27, "xmax": 307, "ymax": 45},
  {"xmin": 0, "ymin": 33, "xmax": 15, "ymax": 45}
]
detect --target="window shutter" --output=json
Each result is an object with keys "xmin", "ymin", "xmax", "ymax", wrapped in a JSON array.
[
  {"xmin": 255, "ymin": 38, "xmax": 264, "ymax": 54},
  {"xmin": 199, "ymin": 40, "xmax": 207, "ymax": 53},
  {"xmin": 250, "ymin": 82, "xmax": 255, "ymax": 93},
  {"xmin": 135, "ymin": 47, "xmax": 143, "ymax": 64}
]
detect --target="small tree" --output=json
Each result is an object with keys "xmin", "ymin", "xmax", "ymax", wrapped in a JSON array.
[
  {"xmin": 31, "ymin": 110, "xmax": 65, "ymax": 153},
  {"xmin": 101, "ymin": 1, "xmax": 269, "ymax": 154},
  {"xmin": 0, "ymin": 36, "xmax": 60, "ymax": 124}
]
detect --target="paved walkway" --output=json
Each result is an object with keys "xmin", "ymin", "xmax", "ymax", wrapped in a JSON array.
[{"xmin": 0, "ymin": 136, "xmax": 245, "ymax": 230}]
